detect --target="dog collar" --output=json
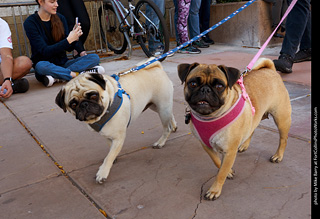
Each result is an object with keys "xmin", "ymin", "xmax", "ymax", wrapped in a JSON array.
[
  {"xmin": 89, "ymin": 74, "xmax": 130, "ymax": 132},
  {"xmin": 190, "ymin": 94, "xmax": 245, "ymax": 149}
]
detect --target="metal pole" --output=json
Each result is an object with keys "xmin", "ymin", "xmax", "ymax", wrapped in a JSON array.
[
  {"xmin": 110, "ymin": 0, "xmax": 131, "ymax": 58},
  {"xmin": 11, "ymin": 6, "xmax": 22, "ymax": 56}
]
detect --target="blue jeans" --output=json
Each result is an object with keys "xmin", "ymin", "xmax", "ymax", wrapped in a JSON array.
[
  {"xmin": 188, "ymin": 0, "xmax": 201, "ymax": 39},
  {"xmin": 34, "ymin": 54, "xmax": 100, "ymax": 81},
  {"xmin": 280, "ymin": 0, "xmax": 311, "ymax": 57},
  {"xmin": 146, "ymin": 0, "xmax": 165, "ymax": 51}
]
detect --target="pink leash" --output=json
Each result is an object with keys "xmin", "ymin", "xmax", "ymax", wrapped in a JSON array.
[
  {"xmin": 246, "ymin": 0, "xmax": 298, "ymax": 71},
  {"xmin": 241, "ymin": 0, "xmax": 298, "ymax": 114}
]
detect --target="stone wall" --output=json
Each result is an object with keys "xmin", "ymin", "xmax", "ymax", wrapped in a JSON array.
[{"xmin": 208, "ymin": 0, "xmax": 282, "ymax": 47}]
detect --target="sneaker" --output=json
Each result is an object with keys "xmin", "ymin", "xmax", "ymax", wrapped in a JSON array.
[
  {"xmin": 202, "ymin": 35, "xmax": 215, "ymax": 45},
  {"xmin": 177, "ymin": 45, "xmax": 201, "ymax": 54},
  {"xmin": 273, "ymin": 53, "xmax": 294, "ymax": 74},
  {"xmin": 274, "ymin": 26, "xmax": 286, "ymax": 38},
  {"xmin": 151, "ymin": 45, "xmax": 164, "ymax": 56},
  {"xmin": 192, "ymin": 39, "xmax": 210, "ymax": 48},
  {"xmin": 80, "ymin": 65, "xmax": 105, "ymax": 74},
  {"xmin": 12, "ymin": 78, "xmax": 29, "ymax": 94},
  {"xmin": 167, "ymin": 51, "xmax": 175, "ymax": 57},
  {"xmin": 42, "ymin": 75, "xmax": 56, "ymax": 87},
  {"xmin": 293, "ymin": 48, "xmax": 311, "ymax": 63}
]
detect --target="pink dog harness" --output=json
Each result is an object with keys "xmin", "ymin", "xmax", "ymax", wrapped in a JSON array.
[{"xmin": 190, "ymin": 77, "xmax": 255, "ymax": 149}]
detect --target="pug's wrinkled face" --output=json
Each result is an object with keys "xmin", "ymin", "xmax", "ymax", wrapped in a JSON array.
[
  {"xmin": 178, "ymin": 63, "xmax": 240, "ymax": 115},
  {"xmin": 56, "ymin": 73, "xmax": 107, "ymax": 122}
]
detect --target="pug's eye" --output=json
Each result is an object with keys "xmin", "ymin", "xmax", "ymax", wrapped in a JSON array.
[
  {"xmin": 70, "ymin": 102, "xmax": 78, "ymax": 110},
  {"xmin": 90, "ymin": 94, "xmax": 99, "ymax": 101},
  {"xmin": 215, "ymin": 84, "xmax": 224, "ymax": 92},
  {"xmin": 189, "ymin": 82, "xmax": 197, "ymax": 88},
  {"xmin": 86, "ymin": 92, "xmax": 99, "ymax": 101}
]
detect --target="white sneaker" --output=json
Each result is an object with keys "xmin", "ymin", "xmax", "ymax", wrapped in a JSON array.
[
  {"xmin": 80, "ymin": 65, "xmax": 105, "ymax": 75},
  {"xmin": 42, "ymin": 75, "xmax": 64, "ymax": 87},
  {"xmin": 43, "ymin": 75, "xmax": 55, "ymax": 87}
]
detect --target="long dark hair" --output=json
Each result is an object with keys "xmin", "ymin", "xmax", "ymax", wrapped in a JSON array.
[{"xmin": 35, "ymin": 0, "xmax": 65, "ymax": 42}]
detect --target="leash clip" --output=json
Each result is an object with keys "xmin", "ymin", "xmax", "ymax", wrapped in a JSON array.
[
  {"xmin": 117, "ymin": 68, "xmax": 133, "ymax": 77},
  {"xmin": 185, "ymin": 106, "xmax": 191, "ymax": 125},
  {"xmin": 241, "ymin": 67, "xmax": 250, "ymax": 77}
]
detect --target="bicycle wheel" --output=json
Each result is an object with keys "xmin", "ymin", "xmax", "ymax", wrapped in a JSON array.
[
  {"xmin": 98, "ymin": 2, "xmax": 127, "ymax": 54},
  {"xmin": 134, "ymin": 0, "xmax": 170, "ymax": 62}
]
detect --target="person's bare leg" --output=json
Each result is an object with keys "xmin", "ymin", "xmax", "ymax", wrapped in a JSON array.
[{"xmin": 12, "ymin": 56, "xmax": 32, "ymax": 80}]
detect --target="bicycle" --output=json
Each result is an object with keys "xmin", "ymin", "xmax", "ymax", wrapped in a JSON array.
[{"xmin": 98, "ymin": 0, "xmax": 170, "ymax": 61}]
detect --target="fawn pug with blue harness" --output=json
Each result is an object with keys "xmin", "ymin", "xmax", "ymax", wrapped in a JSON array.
[
  {"xmin": 56, "ymin": 61, "xmax": 177, "ymax": 183},
  {"xmin": 178, "ymin": 58, "xmax": 291, "ymax": 200}
]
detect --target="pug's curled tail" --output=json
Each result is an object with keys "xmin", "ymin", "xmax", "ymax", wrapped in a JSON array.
[{"xmin": 252, "ymin": 58, "xmax": 276, "ymax": 71}]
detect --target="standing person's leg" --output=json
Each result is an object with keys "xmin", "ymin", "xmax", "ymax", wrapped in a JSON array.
[
  {"xmin": 281, "ymin": 0, "xmax": 310, "ymax": 57},
  {"xmin": 271, "ymin": 0, "xmax": 281, "ymax": 28},
  {"xmin": 173, "ymin": 0, "xmax": 179, "ymax": 44},
  {"xmin": 146, "ymin": 0, "xmax": 165, "ymax": 54},
  {"xmin": 280, "ymin": 0, "xmax": 288, "ymax": 29},
  {"xmin": 273, "ymin": 0, "xmax": 311, "ymax": 73},
  {"xmin": 176, "ymin": 0, "xmax": 200, "ymax": 54},
  {"xmin": 69, "ymin": 0, "xmax": 91, "ymax": 44},
  {"xmin": 177, "ymin": 0, "xmax": 191, "ymax": 45},
  {"xmin": 57, "ymin": 0, "xmax": 75, "ymax": 32},
  {"xmin": 188, "ymin": 0, "xmax": 208, "ymax": 48},
  {"xmin": 188, "ymin": 0, "xmax": 201, "ymax": 39},
  {"xmin": 272, "ymin": 0, "xmax": 287, "ymax": 38},
  {"xmin": 199, "ymin": 0, "xmax": 214, "ymax": 44},
  {"xmin": 293, "ymin": 6, "xmax": 311, "ymax": 63}
]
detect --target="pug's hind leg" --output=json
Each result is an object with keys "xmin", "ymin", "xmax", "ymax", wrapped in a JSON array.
[
  {"xmin": 96, "ymin": 137, "xmax": 125, "ymax": 184},
  {"xmin": 238, "ymin": 132, "xmax": 254, "ymax": 153},
  {"xmin": 152, "ymin": 108, "xmax": 177, "ymax": 149},
  {"xmin": 270, "ymin": 107, "xmax": 291, "ymax": 163}
]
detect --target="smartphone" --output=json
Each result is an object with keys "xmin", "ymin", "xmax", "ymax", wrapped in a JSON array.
[{"xmin": 75, "ymin": 17, "xmax": 79, "ymax": 26}]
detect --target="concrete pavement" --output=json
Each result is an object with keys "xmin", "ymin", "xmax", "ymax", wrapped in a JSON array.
[{"xmin": 0, "ymin": 44, "xmax": 311, "ymax": 218}]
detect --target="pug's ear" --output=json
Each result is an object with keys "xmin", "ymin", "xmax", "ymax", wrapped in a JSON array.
[
  {"xmin": 87, "ymin": 73, "xmax": 106, "ymax": 90},
  {"xmin": 218, "ymin": 65, "xmax": 240, "ymax": 89},
  {"xmin": 177, "ymin": 63, "xmax": 200, "ymax": 84},
  {"xmin": 55, "ymin": 88, "xmax": 67, "ymax": 113}
]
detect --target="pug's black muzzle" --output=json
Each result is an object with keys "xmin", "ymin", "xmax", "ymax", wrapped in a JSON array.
[
  {"xmin": 76, "ymin": 100, "xmax": 104, "ymax": 121},
  {"xmin": 187, "ymin": 85, "xmax": 224, "ymax": 115}
]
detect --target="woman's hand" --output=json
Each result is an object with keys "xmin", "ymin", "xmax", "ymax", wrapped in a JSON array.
[
  {"xmin": 67, "ymin": 23, "xmax": 83, "ymax": 44},
  {"xmin": 80, "ymin": 51, "xmax": 87, "ymax": 56}
]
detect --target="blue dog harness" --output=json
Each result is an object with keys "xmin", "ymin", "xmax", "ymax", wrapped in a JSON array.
[{"xmin": 89, "ymin": 74, "xmax": 130, "ymax": 132}]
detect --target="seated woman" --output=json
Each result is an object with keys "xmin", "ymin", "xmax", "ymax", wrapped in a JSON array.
[{"xmin": 24, "ymin": 0, "xmax": 104, "ymax": 87}]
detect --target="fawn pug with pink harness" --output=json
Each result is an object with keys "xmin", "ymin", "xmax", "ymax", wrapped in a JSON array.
[{"xmin": 178, "ymin": 58, "xmax": 291, "ymax": 200}]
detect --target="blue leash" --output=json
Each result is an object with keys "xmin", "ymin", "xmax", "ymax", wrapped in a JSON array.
[{"xmin": 119, "ymin": 0, "xmax": 257, "ymax": 76}]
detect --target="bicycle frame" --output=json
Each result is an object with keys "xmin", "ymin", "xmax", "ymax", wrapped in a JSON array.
[
  {"xmin": 106, "ymin": 0, "xmax": 161, "ymax": 57},
  {"xmin": 109, "ymin": 0, "xmax": 132, "ymax": 57}
]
